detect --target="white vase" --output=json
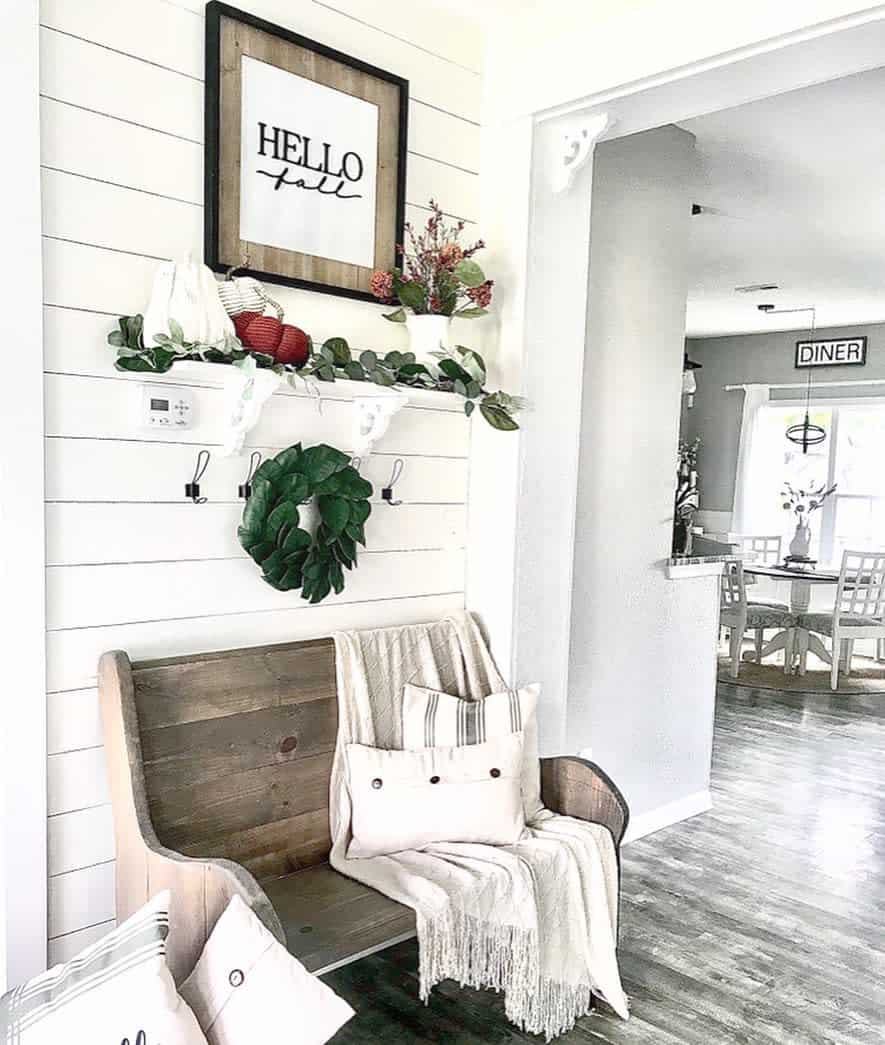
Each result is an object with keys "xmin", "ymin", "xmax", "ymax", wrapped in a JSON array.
[
  {"xmin": 405, "ymin": 313, "xmax": 450, "ymax": 372},
  {"xmin": 789, "ymin": 519, "xmax": 812, "ymax": 559}
]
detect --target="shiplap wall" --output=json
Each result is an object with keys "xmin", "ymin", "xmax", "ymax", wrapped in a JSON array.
[{"xmin": 39, "ymin": 0, "xmax": 482, "ymax": 963}]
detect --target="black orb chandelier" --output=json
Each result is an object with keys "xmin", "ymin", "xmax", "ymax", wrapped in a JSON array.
[{"xmin": 757, "ymin": 304, "xmax": 826, "ymax": 453}]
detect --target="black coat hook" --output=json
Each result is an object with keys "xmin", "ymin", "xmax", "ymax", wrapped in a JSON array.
[
  {"xmin": 185, "ymin": 449, "xmax": 210, "ymax": 503},
  {"xmin": 239, "ymin": 451, "xmax": 262, "ymax": 499},
  {"xmin": 381, "ymin": 458, "xmax": 404, "ymax": 506}
]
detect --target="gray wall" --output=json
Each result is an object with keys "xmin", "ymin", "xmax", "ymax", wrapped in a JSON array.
[
  {"xmin": 683, "ymin": 322, "xmax": 885, "ymax": 512},
  {"xmin": 569, "ymin": 126, "xmax": 717, "ymax": 823}
]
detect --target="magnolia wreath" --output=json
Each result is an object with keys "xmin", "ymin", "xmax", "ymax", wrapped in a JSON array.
[{"xmin": 238, "ymin": 443, "xmax": 372, "ymax": 603}]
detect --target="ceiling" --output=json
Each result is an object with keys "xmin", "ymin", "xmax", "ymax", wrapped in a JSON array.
[{"xmin": 681, "ymin": 66, "xmax": 885, "ymax": 338}]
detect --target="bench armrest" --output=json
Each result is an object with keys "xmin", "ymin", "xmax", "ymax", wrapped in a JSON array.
[
  {"xmin": 99, "ymin": 651, "xmax": 285, "ymax": 984},
  {"xmin": 539, "ymin": 755, "xmax": 629, "ymax": 849}
]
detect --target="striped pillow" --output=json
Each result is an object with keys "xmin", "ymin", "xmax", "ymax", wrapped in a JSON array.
[
  {"xmin": 402, "ymin": 683, "xmax": 543, "ymax": 821},
  {"xmin": 0, "ymin": 891, "xmax": 206, "ymax": 1045}
]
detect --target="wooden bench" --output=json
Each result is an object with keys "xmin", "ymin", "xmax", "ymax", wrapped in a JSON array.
[{"xmin": 99, "ymin": 637, "xmax": 629, "ymax": 984}]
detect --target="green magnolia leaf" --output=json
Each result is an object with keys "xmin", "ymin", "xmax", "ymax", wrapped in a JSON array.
[
  {"xmin": 115, "ymin": 356, "xmax": 159, "ymax": 373},
  {"xmin": 370, "ymin": 369, "xmax": 396, "ymax": 387},
  {"xmin": 397, "ymin": 281, "xmax": 426, "ymax": 312},
  {"xmin": 318, "ymin": 495, "xmax": 350, "ymax": 535},
  {"xmin": 360, "ymin": 350, "xmax": 378, "ymax": 370},
  {"xmin": 265, "ymin": 501, "xmax": 298, "ymax": 542},
  {"xmin": 345, "ymin": 521, "xmax": 367, "ymax": 546},
  {"xmin": 323, "ymin": 337, "xmax": 351, "ymax": 366},
  {"xmin": 438, "ymin": 358, "xmax": 472, "ymax": 384},
  {"xmin": 300, "ymin": 445, "xmax": 349, "ymax": 483},
  {"xmin": 282, "ymin": 527, "xmax": 311, "ymax": 553},
  {"xmin": 344, "ymin": 361, "xmax": 366, "ymax": 381},
  {"xmin": 464, "ymin": 400, "xmax": 476, "ymax": 417},
  {"xmin": 336, "ymin": 468, "xmax": 373, "ymax": 500},
  {"xmin": 384, "ymin": 351, "xmax": 405, "ymax": 369},
  {"xmin": 454, "ymin": 306, "xmax": 488, "ymax": 319},
  {"xmin": 454, "ymin": 259, "xmax": 485, "ymax": 288},
  {"xmin": 329, "ymin": 559, "xmax": 345, "ymax": 594},
  {"xmin": 455, "ymin": 347, "xmax": 487, "ymax": 383},
  {"xmin": 382, "ymin": 308, "xmax": 407, "ymax": 323},
  {"xmin": 349, "ymin": 500, "xmax": 371, "ymax": 526},
  {"xmin": 479, "ymin": 403, "xmax": 519, "ymax": 431},
  {"xmin": 397, "ymin": 363, "xmax": 432, "ymax": 377},
  {"xmin": 273, "ymin": 445, "xmax": 302, "ymax": 475},
  {"xmin": 454, "ymin": 379, "xmax": 468, "ymax": 398},
  {"xmin": 108, "ymin": 330, "xmax": 124, "ymax": 347},
  {"xmin": 168, "ymin": 318, "xmax": 185, "ymax": 343}
]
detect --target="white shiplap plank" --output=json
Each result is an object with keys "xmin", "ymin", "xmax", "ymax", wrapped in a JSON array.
[
  {"xmin": 48, "ymin": 860, "xmax": 116, "ymax": 939},
  {"xmin": 48, "ymin": 805, "xmax": 115, "ymax": 877},
  {"xmin": 44, "ymin": 373, "xmax": 470, "ymax": 457},
  {"xmin": 45, "ymin": 592, "xmax": 464, "ymax": 693},
  {"xmin": 48, "ymin": 746, "xmax": 109, "ymax": 816},
  {"xmin": 46, "ymin": 434, "xmax": 469, "ymax": 505},
  {"xmin": 40, "ymin": 28, "xmax": 203, "ymax": 142},
  {"xmin": 43, "ymin": 238, "xmax": 158, "ymax": 315},
  {"xmin": 406, "ymin": 152, "xmax": 478, "ymax": 223},
  {"xmin": 41, "ymin": 0, "xmax": 204, "ymax": 79},
  {"xmin": 47, "ymin": 549, "xmax": 463, "ymax": 630},
  {"xmin": 315, "ymin": 0, "xmax": 484, "ymax": 73},
  {"xmin": 408, "ymin": 100, "xmax": 480, "ymax": 172},
  {"xmin": 41, "ymin": 97, "xmax": 204, "ymax": 205},
  {"xmin": 48, "ymin": 920, "xmax": 116, "ymax": 966},
  {"xmin": 41, "ymin": 169, "xmax": 202, "ymax": 261},
  {"xmin": 47, "ymin": 687, "xmax": 102, "ymax": 754},
  {"xmin": 47, "ymin": 502, "xmax": 466, "ymax": 564}
]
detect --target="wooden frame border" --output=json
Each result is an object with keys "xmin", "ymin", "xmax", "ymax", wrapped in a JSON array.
[{"xmin": 204, "ymin": 1, "xmax": 409, "ymax": 303}]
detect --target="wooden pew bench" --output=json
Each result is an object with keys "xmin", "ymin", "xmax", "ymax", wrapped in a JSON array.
[{"xmin": 99, "ymin": 637, "xmax": 629, "ymax": 983}]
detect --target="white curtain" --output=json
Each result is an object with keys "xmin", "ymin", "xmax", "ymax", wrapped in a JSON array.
[{"xmin": 731, "ymin": 384, "xmax": 770, "ymax": 534}]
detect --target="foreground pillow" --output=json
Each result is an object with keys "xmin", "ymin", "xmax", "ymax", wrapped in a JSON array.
[
  {"xmin": 347, "ymin": 731, "xmax": 526, "ymax": 858},
  {"xmin": 0, "ymin": 891, "xmax": 206, "ymax": 1045},
  {"xmin": 402, "ymin": 682, "xmax": 544, "ymax": 820},
  {"xmin": 180, "ymin": 895, "xmax": 354, "ymax": 1045}
]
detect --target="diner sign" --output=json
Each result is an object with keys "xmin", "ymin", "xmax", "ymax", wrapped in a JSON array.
[{"xmin": 795, "ymin": 337, "xmax": 867, "ymax": 369}]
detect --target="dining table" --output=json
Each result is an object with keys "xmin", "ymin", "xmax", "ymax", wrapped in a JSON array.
[{"xmin": 743, "ymin": 563, "xmax": 839, "ymax": 673}]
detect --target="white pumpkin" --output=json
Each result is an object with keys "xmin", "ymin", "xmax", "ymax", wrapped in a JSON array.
[
  {"xmin": 142, "ymin": 255, "xmax": 234, "ymax": 347},
  {"xmin": 217, "ymin": 275, "xmax": 268, "ymax": 317}
]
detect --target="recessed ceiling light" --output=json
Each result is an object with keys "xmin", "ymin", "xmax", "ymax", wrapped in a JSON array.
[{"xmin": 736, "ymin": 283, "xmax": 779, "ymax": 293}]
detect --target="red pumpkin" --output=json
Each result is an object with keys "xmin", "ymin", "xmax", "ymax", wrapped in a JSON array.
[
  {"xmin": 232, "ymin": 310, "xmax": 261, "ymax": 341},
  {"xmin": 243, "ymin": 314, "xmax": 284, "ymax": 354},
  {"xmin": 275, "ymin": 325, "xmax": 310, "ymax": 367}
]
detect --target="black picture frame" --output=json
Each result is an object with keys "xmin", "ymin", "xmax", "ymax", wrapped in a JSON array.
[
  {"xmin": 794, "ymin": 336, "xmax": 868, "ymax": 369},
  {"xmin": 204, "ymin": 1, "xmax": 409, "ymax": 303}
]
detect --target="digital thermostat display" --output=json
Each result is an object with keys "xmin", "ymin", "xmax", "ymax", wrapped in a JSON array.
[{"xmin": 140, "ymin": 384, "xmax": 194, "ymax": 431}]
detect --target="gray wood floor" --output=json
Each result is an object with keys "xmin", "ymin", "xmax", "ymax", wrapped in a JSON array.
[{"xmin": 323, "ymin": 682, "xmax": 885, "ymax": 1043}]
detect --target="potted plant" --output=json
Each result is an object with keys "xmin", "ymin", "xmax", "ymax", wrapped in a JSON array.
[
  {"xmin": 370, "ymin": 199, "xmax": 492, "ymax": 366},
  {"xmin": 781, "ymin": 481, "xmax": 837, "ymax": 561}
]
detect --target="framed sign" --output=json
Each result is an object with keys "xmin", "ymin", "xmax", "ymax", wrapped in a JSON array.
[
  {"xmin": 795, "ymin": 337, "xmax": 867, "ymax": 369},
  {"xmin": 204, "ymin": 2, "xmax": 408, "ymax": 302}
]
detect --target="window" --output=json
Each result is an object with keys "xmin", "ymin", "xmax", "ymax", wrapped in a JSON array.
[{"xmin": 741, "ymin": 400, "xmax": 885, "ymax": 564}]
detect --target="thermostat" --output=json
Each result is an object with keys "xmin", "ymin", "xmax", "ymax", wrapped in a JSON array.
[{"xmin": 140, "ymin": 384, "xmax": 194, "ymax": 430}]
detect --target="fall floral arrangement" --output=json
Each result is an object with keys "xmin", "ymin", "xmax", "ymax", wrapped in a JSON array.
[
  {"xmin": 370, "ymin": 200, "xmax": 493, "ymax": 321},
  {"xmin": 781, "ymin": 481, "xmax": 837, "ymax": 517}
]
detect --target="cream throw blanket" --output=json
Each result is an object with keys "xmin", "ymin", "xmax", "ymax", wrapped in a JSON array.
[{"xmin": 329, "ymin": 612, "xmax": 629, "ymax": 1039}]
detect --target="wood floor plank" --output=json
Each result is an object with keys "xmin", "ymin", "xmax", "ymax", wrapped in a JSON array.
[{"xmin": 322, "ymin": 681, "xmax": 885, "ymax": 1043}]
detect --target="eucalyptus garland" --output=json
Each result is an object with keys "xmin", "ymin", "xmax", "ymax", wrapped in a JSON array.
[{"xmin": 238, "ymin": 443, "xmax": 372, "ymax": 603}]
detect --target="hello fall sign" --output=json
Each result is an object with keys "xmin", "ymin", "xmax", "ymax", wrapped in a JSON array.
[{"xmin": 205, "ymin": 3, "xmax": 408, "ymax": 301}]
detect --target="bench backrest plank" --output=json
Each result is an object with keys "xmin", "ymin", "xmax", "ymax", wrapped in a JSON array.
[{"xmin": 128, "ymin": 637, "xmax": 338, "ymax": 881}]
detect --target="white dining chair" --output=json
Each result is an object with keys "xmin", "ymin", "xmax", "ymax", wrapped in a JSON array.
[
  {"xmin": 799, "ymin": 550, "xmax": 885, "ymax": 690},
  {"xmin": 734, "ymin": 534, "xmax": 788, "ymax": 659},
  {"xmin": 720, "ymin": 561, "xmax": 796, "ymax": 678}
]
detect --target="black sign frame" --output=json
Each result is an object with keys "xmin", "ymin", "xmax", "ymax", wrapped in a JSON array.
[{"xmin": 794, "ymin": 337, "xmax": 868, "ymax": 370}]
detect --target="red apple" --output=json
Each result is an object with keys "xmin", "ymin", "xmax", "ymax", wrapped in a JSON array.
[
  {"xmin": 275, "ymin": 325, "xmax": 310, "ymax": 367},
  {"xmin": 243, "ymin": 314, "xmax": 283, "ymax": 353}
]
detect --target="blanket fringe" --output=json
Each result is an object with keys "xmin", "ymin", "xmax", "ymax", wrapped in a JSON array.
[{"xmin": 418, "ymin": 909, "xmax": 593, "ymax": 1041}]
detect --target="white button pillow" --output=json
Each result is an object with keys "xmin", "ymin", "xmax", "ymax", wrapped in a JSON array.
[
  {"xmin": 0, "ymin": 890, "xmax": 206, "ymax": 1045},
  {"xmin": 402, "ymin": 682, "xmax": 544, "ymax": 821},
  {"xmin": 180, "ymin": 895, "xmax": 354, "ymax": 1045},
  {"xmin": 346, "ymin": 731, "xmax": 527, "ymax": 858}
]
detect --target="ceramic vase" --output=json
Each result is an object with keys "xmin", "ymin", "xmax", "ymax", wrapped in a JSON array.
[
  {"xmin": 405, "ymin": 313, "xmax": 450, "ymax": 372},
  {"xmin": 789, "ymin": 519, "xmax": 812, "ymax": 559}
]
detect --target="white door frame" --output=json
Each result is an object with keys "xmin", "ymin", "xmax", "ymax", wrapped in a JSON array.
[
  {"xmin": 1, "ymin": 0, "xmax": 47, "ymax": 987},
  {"xmin": 501, "ymin": 6, "xmax": 885, "ymax": 753}
]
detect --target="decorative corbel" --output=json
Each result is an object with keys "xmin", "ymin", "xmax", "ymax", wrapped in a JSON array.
[
  {"xmin": 352, "ymin": 391, "xmax": 409, "ymax": 459},
  {"xmin": 552, "ymin": 112, "xmax": 612, "ymax": 194}
]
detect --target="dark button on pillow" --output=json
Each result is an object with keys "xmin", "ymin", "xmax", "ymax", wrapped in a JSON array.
[
  {"xmin": 490, "ymin": 767, "xmax": 501, "ymax": 778},
  {"xmin": 229, "ymin": 969, "xmax": 245, "ymax": 987},
  {"xmin": 371, "ymin": 778, "xmax": 383, "ymax": 789},
  {"xmin": 429, "ymin": 775, "xmax": 440, "ymax": 784}
]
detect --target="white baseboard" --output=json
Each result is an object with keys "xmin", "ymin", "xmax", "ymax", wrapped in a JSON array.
[{"xmin": 622, "ymin": 789, "xmax": 712, "ymax": 844}]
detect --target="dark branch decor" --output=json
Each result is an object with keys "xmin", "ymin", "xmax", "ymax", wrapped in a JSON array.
[
  {"xmin": 238, "ymin": 443, "xmax": 372, "ymax": 603},
  {"xmin": 107, "ymin": 321, "xmax": 522, "ymax": 431}
]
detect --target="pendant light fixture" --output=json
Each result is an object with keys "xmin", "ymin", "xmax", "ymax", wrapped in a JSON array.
[{"xmin": 757, "ymin": 304, "xmax": 826, "ymax": 453}]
